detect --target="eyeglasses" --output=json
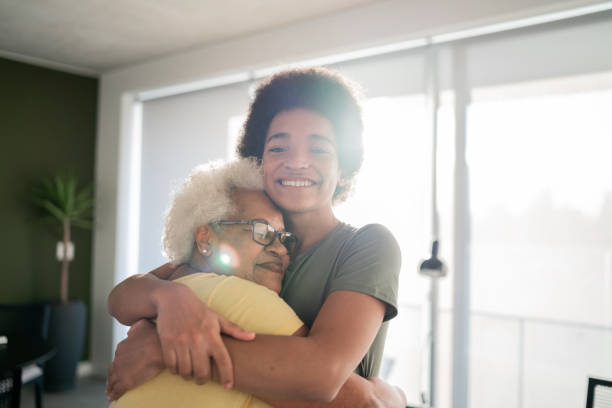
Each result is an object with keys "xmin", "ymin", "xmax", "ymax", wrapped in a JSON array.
[{"xmin": 214, "ymin": 219, "xmax": 298, "ymax": 254}]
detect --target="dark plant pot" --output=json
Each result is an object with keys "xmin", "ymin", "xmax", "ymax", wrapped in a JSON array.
[{"xmin": 44, "ymin": 300, "xmax": 87, "ymax": 392}]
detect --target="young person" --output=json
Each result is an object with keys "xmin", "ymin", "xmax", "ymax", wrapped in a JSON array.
[{"xmin": 107, "ymin": 68, "xmax": 405, "ymax": 407}]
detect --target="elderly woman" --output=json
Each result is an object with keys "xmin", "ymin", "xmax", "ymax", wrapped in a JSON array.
[{"xmin": 111, "ymin": 158, "xmax": 305, "ymax": 408}]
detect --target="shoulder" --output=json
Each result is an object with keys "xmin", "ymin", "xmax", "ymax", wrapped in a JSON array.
[
  {"xmin": 353, "ymin": 223, "xmax": 398, "ymax": 244},
  {"xmin": 174, "ymin": 272, "xmax": 277, "ymax": 302},
  {"xmin": 340, "ymin": 223, "xmax": 401, "ymax": 261},
  {"xmin": 329, "ymin": 223, "xmax": 401, "ymax": 321},
  {"xmin": 219, "ymin": 275, "xmax": 278, "ymax": 297},
  {"xmin": 211, "ymin": 277, "xmax": 303, "ymax": 335}
]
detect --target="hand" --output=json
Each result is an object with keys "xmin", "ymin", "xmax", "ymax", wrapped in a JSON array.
[
  {"xmin": 368, "ymin": 377, "xmax": 407, "ymax": 408},
  {"xmin": 153, "ymin": 282, "xmax": 255, "ymax": 388},
  {"xmin": 106, "ymin": 319, "xmax": 164, "ymax": 401}
]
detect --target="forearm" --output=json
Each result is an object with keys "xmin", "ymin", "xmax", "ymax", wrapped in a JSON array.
[
  {"xmin": 107, "ymin": 264, "xmax": 187, "ymax": 325},
  {"xmin": 223, "ymin": 291, "xmax": 385, "ymax": 401},
  {"xmin": 223, "ymin": 335, "xmax": 339, "ymax": 401},
  {"xmin": 105, "ymin": 320, "xmax": 165, "ymax": 401},
  {"xmin": 260, "ymin": 374, "xmax": 406, "ymax": 408}
]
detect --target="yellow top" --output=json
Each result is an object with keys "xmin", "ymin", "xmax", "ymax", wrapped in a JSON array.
[{"xmin": 111, "ymin": 273, "xmax": 304, "ymax": 408}]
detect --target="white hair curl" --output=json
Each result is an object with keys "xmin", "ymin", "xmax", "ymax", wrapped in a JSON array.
[{"xmin": 162, "ymin": 157, "xmax": 263, "ymax": 266}]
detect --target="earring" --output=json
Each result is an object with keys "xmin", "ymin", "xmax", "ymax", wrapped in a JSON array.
[{"xmin": 197, "ymin": 241, "xmax": 211, "ymax": 256}]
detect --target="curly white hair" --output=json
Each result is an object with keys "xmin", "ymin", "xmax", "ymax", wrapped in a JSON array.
[{"xmin": 162, "ymin": 158, "xmax": 263, "ymax": 266}]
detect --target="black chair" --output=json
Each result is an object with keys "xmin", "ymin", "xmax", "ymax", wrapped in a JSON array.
[
  {"xmin": 0, "ymin": 304, "xmax": 51, "ymax": 408},
  {"xmin": 586, "ymin": 377, "xmax": 612, "ymax": 408},
  {"xmin": 0, "ymin": 363, "xmax": 22, "ymax": 408}
]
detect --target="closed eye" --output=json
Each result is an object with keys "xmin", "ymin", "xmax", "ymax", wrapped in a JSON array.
[{"xmin": 311, "ymin": 147, "xmax": 331, "ymax": 154}]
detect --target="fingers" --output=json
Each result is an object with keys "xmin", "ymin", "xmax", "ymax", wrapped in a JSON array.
[
  {"xmin": 176, "ymin": 344, "xmax": 194, "ymax": 379},
  {"xmin": 107, "ymin": 323, "xmax": 165, "ymax": 401},
  {"xmin": 106, "ymin": 363, "xmax": 129, "ymax": 401},
  {"xmin": 107, "ymin": 378, "xmax": 129, "ymax": 401},
  {"xmin": 154, "ymin": 311, "xmax": 250, "ymax": 387},
  {"xmin": 162, "ymin": 346, "xmax": 178, "ymax": 375},
  {"xmin": 193, "ymin": 352, "xmax": 210, "ymax": 385},
  {"xmin": 161, "ymin": 335, "xmax": 195, "ymax": 379},
  {"xmin": 106, "ymin": 379, "xmax": 123, "ymax": 402},
  {"xmin": 105, "ymin": 365, "xmax": 113, "ymax": 401},
  {"xmin": 128, "ymin": 318, "xmax": 151, "ymax": 335},
  {"xmin": 170, "ymin": 330, "xmax": 229, "ymax": 386},
  {"xmin": 209, "ymin": 335, "xmax": 234, "ymax": 389},
  {"xmin": 190, "ymin": 337, "xmax": 211, "ymax": 385},
  {"xmin": 218, "ymin": 316, "xmax": 255, "ymax": 341}
]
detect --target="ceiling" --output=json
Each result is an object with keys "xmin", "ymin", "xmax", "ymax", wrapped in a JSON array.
[{"xmin": 0, "ymin": 0, "xmax": 379, "ymax": 74}]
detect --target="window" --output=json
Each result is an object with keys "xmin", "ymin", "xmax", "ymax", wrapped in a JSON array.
[
  {"xmin": 467, "ymin": 74, "xmax": 612, "ymax": 408},
  {"xmin": 132, "ymin": 11, "xmax": 612, "ymax": 407}
]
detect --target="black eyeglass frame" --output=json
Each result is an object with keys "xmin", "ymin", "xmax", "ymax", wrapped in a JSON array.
[{"xmin": 214, "ymin": 219, "xmax": 298, "ymax": 253}]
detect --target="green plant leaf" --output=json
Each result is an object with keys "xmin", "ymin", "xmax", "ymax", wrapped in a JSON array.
[
  {"xmin": 75, "ymin": 185, "xmax": 93, "ymax": 203},
  {"xmin": 55, "ymin": 176, "xmax": 66, "ymax": 208},
  {"xmin": 42, "ymin": 200, "xmax": 66, "ymax": 221},
  {"xmin": 65, "ymin": 177, "xmax": 76, "ymax": 216},
  {"xmin": 30, "ymin": 175, "xmax": 94, "ymax": 227},
  {"xmin": 72, "ymin": 198, "xmax": 94, "ymax": 217}
]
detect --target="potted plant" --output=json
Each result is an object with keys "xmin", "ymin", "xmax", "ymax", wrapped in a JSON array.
[{"xmin": 30, "ymin": 175, "xmax": 94, "ymax": 391}]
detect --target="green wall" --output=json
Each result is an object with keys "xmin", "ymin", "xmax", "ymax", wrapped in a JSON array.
[{"xmin": 0, "ymin": 57, "xmax": 98, "ymax": 356}]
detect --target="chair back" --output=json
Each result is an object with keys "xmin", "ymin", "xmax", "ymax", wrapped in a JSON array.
[
  {"xmin": 586, "ymin": 377, "xmax": 612, "ymax": 408},
  {"xmin": 0, "ymin": 303, "xmax": 51, "ymax": 339},
  {"xmin": 0, "ymin": 304, "xmax": 52, "ymax": 408}
]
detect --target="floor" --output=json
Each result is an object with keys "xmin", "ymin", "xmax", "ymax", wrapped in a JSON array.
[{"xmin": 20, "ymin": 376, "xmax": 108, "ymax": 408}]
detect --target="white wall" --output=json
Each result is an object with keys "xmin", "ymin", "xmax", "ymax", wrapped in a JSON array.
[
  {"xmin": 138, "ymin": 82, "xmax": 251, "ymax": 275},
  {"xmin": 91, "ymin": 0, "xmax": 608, "ymax": 375}
]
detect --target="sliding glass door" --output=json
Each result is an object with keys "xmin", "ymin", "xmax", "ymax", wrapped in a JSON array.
[{"xmin": 134, "ymin": 10, "xmax": 612, "ymax": 407}]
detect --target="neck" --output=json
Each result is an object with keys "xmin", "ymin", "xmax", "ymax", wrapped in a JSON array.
[
  {"xmin": 188, "ymin": 253, "xmax": 211, "ymax": 273},
  {"xmin": 285, "ymin": 207, "xmax": 340, "ymax": 255}
]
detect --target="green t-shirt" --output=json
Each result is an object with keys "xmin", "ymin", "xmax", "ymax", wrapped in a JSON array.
[{"xmin": 280, "ymin": 222, "xmax": 401, "ymax": 377}]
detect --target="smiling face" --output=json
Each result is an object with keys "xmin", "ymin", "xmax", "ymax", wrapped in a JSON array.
[
  {"xmin": 261, "ymin": 108, "xmax": 341, "ymax": 215},
  {"xmin": 208, "ymin": 189, "xmax": 289, "ymax": 294}
]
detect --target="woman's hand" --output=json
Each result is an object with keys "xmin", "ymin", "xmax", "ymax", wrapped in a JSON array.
[
  {"xmin": 368, "ymin": 376, "xmax": 407, "ymax": 407},
  {"xmin": 107, "ymin": 263, "xmax": 255, "ymax": 390},
  {"xmin": 152, "ymin": 282, "xmax": 256, "ymax": 388},
  {"xmin": 106, "ymin": 319, "xmax": 163, "ymax": 401}
]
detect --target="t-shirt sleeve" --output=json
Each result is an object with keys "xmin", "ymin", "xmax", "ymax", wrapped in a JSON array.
[
  {"xmin": 208, "ymin": 276, "xmax": 304, "ymax": 335},
  {"xmin": 328, "ymin": 224, "xmax": 401, "ymax": 321}
]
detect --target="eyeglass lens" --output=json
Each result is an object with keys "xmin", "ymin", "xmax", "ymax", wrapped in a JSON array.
[
  {"xmin": 253, "ymin": 222, "xmax": 270, "ymax": 243},
  {"xmin": 252, "ymin": 221, "xmax": 297, "ymax": 252}
]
